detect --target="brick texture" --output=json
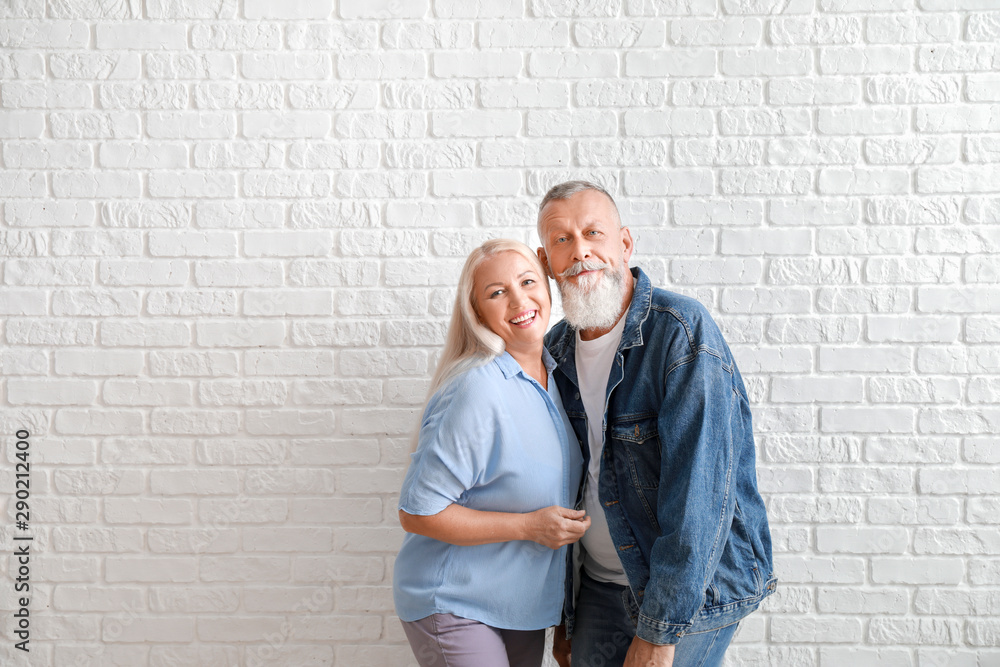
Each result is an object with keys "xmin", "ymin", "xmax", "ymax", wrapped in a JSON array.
[{"xmin": 1, "ymin": 3, "xmax": 998, "ymax": 666}]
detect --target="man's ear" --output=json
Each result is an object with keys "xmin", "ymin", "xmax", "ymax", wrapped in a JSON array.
[
  {"xmin": 621, "ymin": 227, "xmax": 634, "ymax": 265},
  {"xmin": 537, "ymin": 247, "xmax": 554, "ymax": 279}
]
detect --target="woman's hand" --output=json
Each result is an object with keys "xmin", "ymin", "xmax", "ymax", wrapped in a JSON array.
[
  {"xmin": 522, "ymin": 506, "xmax": 590, "ymax": 549},
  {"xmin": 400, "ymin": 504, "xmax": 588, "ymax": 548}
]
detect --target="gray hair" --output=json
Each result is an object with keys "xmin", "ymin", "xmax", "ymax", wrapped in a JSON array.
[{"xmin": 536, "ymin": 180, "xmax": 622, "ymax": 234}]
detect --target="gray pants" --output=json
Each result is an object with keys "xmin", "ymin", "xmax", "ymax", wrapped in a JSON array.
[{"xmin": 401, "ymin": 613, "xmax": 545, "ymax": 667}]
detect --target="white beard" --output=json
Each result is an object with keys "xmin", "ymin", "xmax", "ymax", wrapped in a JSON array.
[{"xmin": 556, "ymin": 262, "xmax": 627, "ymax": 332}]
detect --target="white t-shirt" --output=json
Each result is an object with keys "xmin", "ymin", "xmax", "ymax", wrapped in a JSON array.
[{"xmin": 575, "ymin": 314, "xmax": 629, "ymax": 585}]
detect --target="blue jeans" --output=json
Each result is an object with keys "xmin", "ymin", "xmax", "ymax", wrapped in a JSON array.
[{"xmin": 571, "ymin": 572, "xmax": 738, "ymax": 667}]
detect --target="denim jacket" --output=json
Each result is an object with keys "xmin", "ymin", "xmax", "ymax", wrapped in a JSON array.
[{"xmin": 547, "ymin": 267, "xmax": 776, "ymax": 646}]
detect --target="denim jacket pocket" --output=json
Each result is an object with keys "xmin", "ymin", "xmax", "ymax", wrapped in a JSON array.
[
  {"xmin": 610, "ymin": 416, "xmax": 660, "ymax": 490},
  {"xmin": 712, "ymin": 498, "xmax": 764, "ymax": 602}
]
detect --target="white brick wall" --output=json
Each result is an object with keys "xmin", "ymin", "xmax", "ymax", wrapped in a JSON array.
[{"xmin": 1, "ymin": 1, "xmax": 998, "ymax": 665}]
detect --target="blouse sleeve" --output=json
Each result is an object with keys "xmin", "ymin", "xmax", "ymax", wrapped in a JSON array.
[{"xmin": 398, "ymin": 377, "xmax": 495, "ymax": 516}]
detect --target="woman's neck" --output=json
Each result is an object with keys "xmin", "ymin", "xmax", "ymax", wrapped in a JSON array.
[{"xmin": 507, "ymin": 345, "xmax": 547, "ymax": 390}]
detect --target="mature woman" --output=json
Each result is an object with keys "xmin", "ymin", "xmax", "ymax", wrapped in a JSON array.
[{"xmin": 393, "ymin": 239, "xmax": 588, "ymax": 667}]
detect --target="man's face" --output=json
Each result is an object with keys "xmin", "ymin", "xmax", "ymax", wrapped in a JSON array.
[{"xmin": 536, "ymin": 189, "xmax": 634, "ymax": 291}]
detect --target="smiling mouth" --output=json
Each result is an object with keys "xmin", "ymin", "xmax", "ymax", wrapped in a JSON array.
[
  {"xmin": 510, "ymin": 310, "xmax": 537, "ymax": 327},
  {"xmin": 570, "ymin": 269, "xmax": 605, "ymax": 286}
]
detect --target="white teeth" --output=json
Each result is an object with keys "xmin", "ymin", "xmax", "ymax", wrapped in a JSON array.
[{"xmin": 511, "ymin": 311, "xmax": 535, "ymax": 324}]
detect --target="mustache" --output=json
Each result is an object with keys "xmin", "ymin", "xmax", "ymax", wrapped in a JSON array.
[{"xmin": 558, "ymin": 260, "xmax": 609, "ymax": 279}]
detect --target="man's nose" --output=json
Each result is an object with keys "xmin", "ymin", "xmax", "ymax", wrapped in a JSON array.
[{"xmin": 569, "ymin": 236, "xmax": 592, "ymax": 262}]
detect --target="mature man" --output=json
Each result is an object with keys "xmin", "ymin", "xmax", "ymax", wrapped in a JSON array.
[{"xmin": 536, "ymin": 181, "xmax": 776, "ymax": 667}]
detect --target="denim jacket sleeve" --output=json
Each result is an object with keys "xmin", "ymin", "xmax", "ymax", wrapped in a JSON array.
[{"xmin": 635, "ymin": 347, "xmax": 741, "ymax": 645}]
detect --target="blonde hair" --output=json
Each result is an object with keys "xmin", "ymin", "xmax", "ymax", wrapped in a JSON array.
[{"xmin": 427, "ymin": 238, "xmax": 551, "ymax": 397}]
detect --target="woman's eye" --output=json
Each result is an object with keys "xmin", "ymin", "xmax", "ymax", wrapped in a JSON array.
[
  {"xmin": 490, "ymin": 289, "xmax": 504, "ymax": 298},
  {"xmin": 522, "ymin": 279, "xmax": 535, "ymax": 286}
]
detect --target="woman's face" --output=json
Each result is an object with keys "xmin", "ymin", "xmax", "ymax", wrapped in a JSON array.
[{"xmin": 473, "ymin": 251, "xmax": 551, "ymax": 357}]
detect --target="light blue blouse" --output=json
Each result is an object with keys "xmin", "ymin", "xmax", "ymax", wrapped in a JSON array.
[{"xmin": 393, "ymin": 349, "xmax": 584, "ymax": 630}]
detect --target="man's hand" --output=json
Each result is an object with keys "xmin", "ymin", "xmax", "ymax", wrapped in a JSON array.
[
  {"xmin": 622, "ymin": 636, "xmax": 675, "ymax": 667},
  {"xmin": 552, "ymin": 624, "xmax": 571, "ymax": 667}
]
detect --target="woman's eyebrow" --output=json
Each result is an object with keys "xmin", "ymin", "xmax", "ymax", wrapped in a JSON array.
[{"xmin": 483, "ymin": 271, "xmax": 533, "ymax": 292}]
